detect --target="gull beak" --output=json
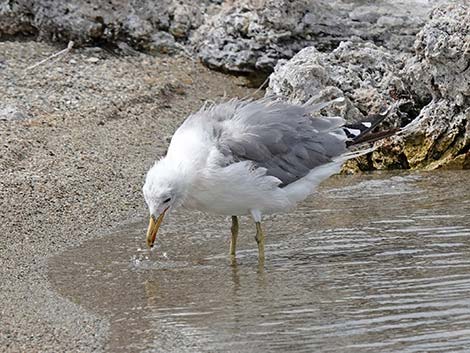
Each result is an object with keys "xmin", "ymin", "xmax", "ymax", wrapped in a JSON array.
[{"xmin": 146, "ymin": 209, "xmax": 167, "ymax": 248}]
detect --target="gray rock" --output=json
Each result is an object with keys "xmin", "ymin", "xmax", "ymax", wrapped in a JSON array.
[
  {"xmin": 404, "ymin": 4, "xmax": 470, "ymax": 106},
  {"xmin": 267, "ymin": 3, "xmax": 470, "ymax": 171},
  {"xmin": 267, "ymin": 42, "xmax": 410, "ymax": 124},
  {"xmin": 0, "ymin": 0, "xmax": 454, "ymax": 73},
  {"xmin": 147, "ymin": 31, "xmax": 180, "ymax": 54},
  {"xmin": 0, "ymin": 0, "xmax": 35, "ymax": 36},
  {"xmin": 169, "ymin": 3, "xmax": 204, "ymax": 39},
  {"xmin": 191, "ymin": 0, "xmax": 442, "ymax": 74},
  {"xmin": 0, "ymin": 0, "xmax": 213, "ymax": 50},
  {"xmin": 380, "ymin": 4, "xmax": 470, "ymax": 170}
]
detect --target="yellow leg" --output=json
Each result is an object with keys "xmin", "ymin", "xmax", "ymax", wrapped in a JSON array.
[
  {"xmin": 230, "ymin": 216, "xmax": 239, "ymax": 257},
  {"xmin": 255, "ymin": 222, "xmax": 265, "ymax": 261}
]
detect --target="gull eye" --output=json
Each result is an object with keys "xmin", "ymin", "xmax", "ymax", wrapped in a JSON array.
[{"xmin": 163, "ymin": 197, "xmax": 171, "ymax": 204}]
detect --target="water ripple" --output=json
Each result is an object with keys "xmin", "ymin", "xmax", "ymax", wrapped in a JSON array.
[{"xmin": 48, "ymin": 171, "xmax": 470, "ymax": 353}]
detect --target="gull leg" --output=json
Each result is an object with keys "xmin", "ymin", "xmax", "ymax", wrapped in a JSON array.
[
  {"xmin": 255, "ymin": 222, "xmax": 265, "ymax": 261},
  {"xmin": 230, "ymin": 216, "xmax": 239, "ymax": 257},
  {"xmin": 250, "ymin": 209, "xmax": 265, "ymax": 262}
]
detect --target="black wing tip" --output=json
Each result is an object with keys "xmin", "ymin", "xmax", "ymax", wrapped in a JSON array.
[
  {"xmin": 346, "ymin": 128, "xmax": 399, "ymax": 147},
  {"xmin": 344, "ymin": 104, "xmax": 399, "ymax": 147}
]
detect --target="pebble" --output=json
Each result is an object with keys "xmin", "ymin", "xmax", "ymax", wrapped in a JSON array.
[{"xmin": 86, "ymin": 57, "xmax": 100, "ymax": 64}]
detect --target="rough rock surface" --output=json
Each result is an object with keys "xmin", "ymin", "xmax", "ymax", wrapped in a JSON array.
[
  {"xmin": 1, "ymin": 0, "xmax": 451, "ymax": 74},
  {"xmin": 0, "ymin": 0, "xmax": 216, "ymax": 53},
  {"xmin": 192, "ymin": 0, "xmax": 440, "ymax": 74},
  {"xmin": 387, "ymin": 4, "xmax": 470, "ymax": 170},
  {"xmin": 268, "ymin": 3, "xmax": 470, "ymax": 171},
  {"xmin": 267, "ymin": 42, "xmax": 414, "ymax": 125}
]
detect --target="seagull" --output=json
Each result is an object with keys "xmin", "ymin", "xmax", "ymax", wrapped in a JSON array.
[{"xmin": 143, "ymin": 98, "xmax": 396, "ymax": 261}]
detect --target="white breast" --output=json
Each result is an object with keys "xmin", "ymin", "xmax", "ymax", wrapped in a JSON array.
[{"xmin": 183, "ymin": 159, "xmax": 294, "ymax": 216}]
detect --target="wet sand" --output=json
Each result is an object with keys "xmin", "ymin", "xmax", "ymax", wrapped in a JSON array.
[{"xmin": 0, "ymin": 40, "xmax": 256, "ymax": 352}]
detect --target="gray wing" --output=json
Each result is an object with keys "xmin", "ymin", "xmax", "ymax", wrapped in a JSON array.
[{"xmin": 188, "ymin": 99, "xmax": 348, "ymax": 187}]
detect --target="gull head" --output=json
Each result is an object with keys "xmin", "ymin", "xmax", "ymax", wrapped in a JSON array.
[{"xmin": 143, "ymin": 157, "xmax": 187, "ymax": 248}]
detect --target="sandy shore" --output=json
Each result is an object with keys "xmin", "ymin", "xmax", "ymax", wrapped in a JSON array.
[{"xmin": 0, "ymin": 40, "xmax": 255, "ymax": 352}]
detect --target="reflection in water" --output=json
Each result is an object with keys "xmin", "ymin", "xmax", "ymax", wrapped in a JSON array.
[{"xmin": 48, "ymin": 171, "xmax": 470, "ymax": 352}]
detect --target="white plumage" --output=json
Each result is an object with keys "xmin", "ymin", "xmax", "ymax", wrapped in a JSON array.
[{"xmin": 143, "ymin": 98, "xmax": 389, "ymax": 260}]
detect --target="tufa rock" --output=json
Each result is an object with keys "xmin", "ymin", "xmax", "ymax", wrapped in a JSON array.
[
  {"xmin": 267, "ymin": 3, "xmax": 470, "ymax": 171},
  {"xmin": 0, "ymin": 0, "xmax": 212, "ymax": 51},
  {"xmin": 191, "ymin": 0, "xmax": 439, "ymax": 74},
  {"xmin": 381, "ymin": 4, "xmax": 470, "ymax": 170},
  {"xmin": 0, "ymin": 0, "xmax": 453, "ymax": 73},
  {"xmin": 267, "ymin": 42, "xmax": 413, "ymax": 126}
]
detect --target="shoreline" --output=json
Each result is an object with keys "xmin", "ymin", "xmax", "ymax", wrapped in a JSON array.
[{"xmin": 0, "ymin": 39, "xmax": 256, "ymax": 352}]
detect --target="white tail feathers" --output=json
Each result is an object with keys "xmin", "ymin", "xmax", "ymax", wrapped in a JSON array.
[
  {"xmin": 334, "ymin": 146, "xmax": 377, "ymax": 163},
  {"xmin": 283, "ymin": 160, "xmax": 343, "ymax": 204},
  {"xmin": 283, "ymin": 145, "xmax": 377, "ymax": 205}
]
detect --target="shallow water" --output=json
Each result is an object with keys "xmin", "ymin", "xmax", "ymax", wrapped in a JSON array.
[{"xmin": 48, "ymin": 171, "xmax": 470, "ymax": 352}]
